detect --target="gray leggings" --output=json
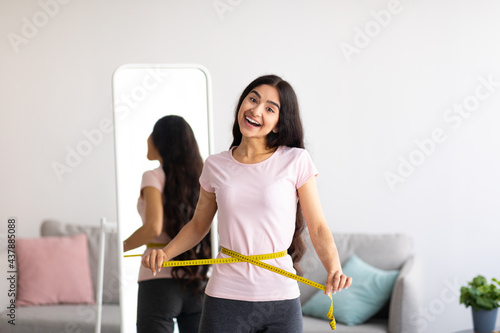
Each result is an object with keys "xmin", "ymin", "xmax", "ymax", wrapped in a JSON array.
[{"xmin": 199, "ymin": 295, "xmax": 303, "ymax": 333}]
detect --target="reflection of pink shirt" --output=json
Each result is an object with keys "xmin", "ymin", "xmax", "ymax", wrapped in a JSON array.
[
  {"xmin": 200, "ymin": 146, "xmax": 318, "ymax": 301},
  {"xmin": 136, "ymin": 167, "xmax": 173, "ymax": 282}
]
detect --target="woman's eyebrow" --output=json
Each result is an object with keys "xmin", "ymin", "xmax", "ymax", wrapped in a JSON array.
[
  {"xmin": 250, "ymin": 90, "xmax": 261, "ymax": 98},
  {"xmin": 250, "ymin": 90, "xmax": 280, "ymax": 110},
  {"xmin": 267, "ymin": 100, "xmax": 280, "ymax": 110}
]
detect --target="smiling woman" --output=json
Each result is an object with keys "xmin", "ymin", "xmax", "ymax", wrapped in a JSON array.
[{"xmin": 142, "ymin": 74, "xmax": 352, "ymax": 333}]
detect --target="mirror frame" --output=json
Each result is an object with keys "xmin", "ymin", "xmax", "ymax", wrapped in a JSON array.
[{"xmin": 111, "ymin": 63, "xmax": 216, "ymax": 333}]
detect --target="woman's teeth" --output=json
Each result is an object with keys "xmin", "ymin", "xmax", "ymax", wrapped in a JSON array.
[{"xmin": 246, "ymin": 117, "xmax": 261, "ymax": 126}]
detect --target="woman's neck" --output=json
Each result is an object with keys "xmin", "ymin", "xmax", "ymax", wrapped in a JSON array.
[{"xmin": 233, "ymin": 138, "xmax": 277, "ymax": 163}]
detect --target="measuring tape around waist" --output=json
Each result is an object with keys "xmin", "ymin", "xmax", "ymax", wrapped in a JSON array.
[
  {"xmin": 125, "ymin": 244, "xmax": 336, "ymax": 330},
  {"xmin": 124, "ymin": 244, "xmax": 289, "ymax": 265}
]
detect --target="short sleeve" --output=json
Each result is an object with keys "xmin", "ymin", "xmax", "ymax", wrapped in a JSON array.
[
  {"xmin": 296, "ymin": 149, "xmax": 319, "ymax": 189},
  {"xmin": 141, "ymin": 170, "xmax": 163, "ymax": 192},
  {"xmin": 199, "ymin": 157, "xmax": 215, "ymax": 193}
]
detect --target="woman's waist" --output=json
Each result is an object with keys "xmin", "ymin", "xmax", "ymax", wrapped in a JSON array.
[{"xmin": 216, "ymin": 249, "xmax": 295, "ymax": 274}]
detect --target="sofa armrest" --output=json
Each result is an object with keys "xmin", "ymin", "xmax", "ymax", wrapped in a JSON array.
[{"xmin": 388, "ymin": 255, "xmax": 422, "ymax": 333}]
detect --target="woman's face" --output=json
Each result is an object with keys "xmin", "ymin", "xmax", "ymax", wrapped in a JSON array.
[
  {"xmin": 147, "ymin": 134, "xmax": 160, "ymax": 161},
  {"xmin": 237, "ymin": 84, "xmax": 280, "ymax": 141}
]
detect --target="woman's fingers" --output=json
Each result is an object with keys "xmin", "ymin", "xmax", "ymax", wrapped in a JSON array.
[
  {"xmin": 156, "ymin": 250, "xmax": 165, "ymax": 272},
  {"xmin": 338, "ymin": 274, "xmax": 348, "ymax": 290},
  {"xmin": 343, "ymin": 276, "xmax": 353, "ymax": 289},
  {"xmin": 141, "ymin": 253, "xmax": 149, "ymax": 268},
  {"xmin": 325, "ymin": 271, "xmax": 352, "ymax": 296},
  {"xmin": 141, "ymin": 250, "xmax": 166, "ymax": 276},
  {"xmin": 331, "ymin": 271, "xmax": 341, "ymax": 294},
  {"xmin": 150, "ymin": 251, "xmax": 158, "ymax": 276}
]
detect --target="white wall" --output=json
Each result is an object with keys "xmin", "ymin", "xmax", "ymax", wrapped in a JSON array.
[{"xmin": 1, "ymin": 0, "xmax": 499, "ymax": 331}]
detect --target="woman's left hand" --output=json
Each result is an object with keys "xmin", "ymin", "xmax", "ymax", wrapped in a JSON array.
[{"xmin": 325, "ymin": 270, "xmax": 352, "ymax": 296}]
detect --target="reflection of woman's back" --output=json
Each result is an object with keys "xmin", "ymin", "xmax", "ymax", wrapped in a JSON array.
[{"xmin": 123, "ymin": 115, "xmax": 211, "ymax": 333}]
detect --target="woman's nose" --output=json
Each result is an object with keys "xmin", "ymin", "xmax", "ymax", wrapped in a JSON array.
[{"xmin": 252, "ymin": 104, "xmax": 263, "ymax": 116}]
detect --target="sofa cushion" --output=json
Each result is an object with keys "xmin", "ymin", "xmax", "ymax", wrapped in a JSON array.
[
  {"xmin": 302, "ymin": 255, "xmax": 399, "ymax": 326},
  {"xmin": 41, "ymin": 219, "xmax": 120, "ymax": 305},
  {"xmin": 16, "ymin": 234, "xmax": 95, "ymax": 306}
]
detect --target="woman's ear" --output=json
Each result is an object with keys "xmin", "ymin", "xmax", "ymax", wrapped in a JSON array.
[{"xmin": 272, "ymin": 127, "xmax": 279, "ymax": 133}]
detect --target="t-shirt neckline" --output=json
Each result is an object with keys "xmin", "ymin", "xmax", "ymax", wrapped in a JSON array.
[{"xmin": 229, "ymin": 146, "xmax": 282, "ymax": 166}]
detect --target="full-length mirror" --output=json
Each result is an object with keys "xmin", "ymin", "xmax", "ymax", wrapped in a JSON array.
[{"xmin": 112, "ymin": 64, "xmax": 215, "ymax": 333}]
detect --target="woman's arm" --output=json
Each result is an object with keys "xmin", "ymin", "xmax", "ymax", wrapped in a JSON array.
[
  {"xmin": 142, "ymin": 187, "xmax": 217, "ymax": 276},
  {"xmin": 123, "ymin": 187, "xmax": 163, "ymax": 252},
  {"xmin": 298, "ymin": 176, "xmax": 352, "ymax": 296}
]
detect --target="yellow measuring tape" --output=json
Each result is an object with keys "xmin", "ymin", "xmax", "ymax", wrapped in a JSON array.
[{"xmin": 125, "ymin": 244, "xmax": 336, "ymax": 330}]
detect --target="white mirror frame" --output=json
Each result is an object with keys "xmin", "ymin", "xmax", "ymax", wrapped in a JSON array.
[{"xmin": 111, "ymin": 64, "xmax": 216, "ymax": 333}]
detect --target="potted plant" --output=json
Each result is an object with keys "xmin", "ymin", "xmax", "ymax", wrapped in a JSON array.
[{"xmin": 460, "ymin": 275, "xmax": 500, "ymax": 333}]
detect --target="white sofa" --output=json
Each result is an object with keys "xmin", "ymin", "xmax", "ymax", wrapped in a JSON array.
[
  {"xmin": 0, "ymin": 220, "xmax": 121, "ymax": 333},
  {"xmin": 300, "ymin": 233, "xmax": 421, "ymax": 333}
]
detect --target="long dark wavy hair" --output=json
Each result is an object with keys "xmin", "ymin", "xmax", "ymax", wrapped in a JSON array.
[
  {"xmin": 151, "ymin": 115, "xmax": 211, "ymax": 291},
  {"xmin": 229, "ymin": 75, "xmax": 307, "ymax": 275}
]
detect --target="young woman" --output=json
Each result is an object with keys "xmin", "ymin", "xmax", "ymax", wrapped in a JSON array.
[
  {"xmin": 142, "ymin": 75, "xmax": 352, "ymax": 332},
  {"xmin": 123, "ymin": 115, "xmax": 211, "ymax": 333}
]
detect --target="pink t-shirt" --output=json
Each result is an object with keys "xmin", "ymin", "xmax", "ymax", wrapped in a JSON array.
[
  {"xmin": 199, "ymin": 146, "xmax": 318, "ymax": 301},
  {"xmin": 136, "ymin": 166, "xmax": 173, "ymax": 282}
]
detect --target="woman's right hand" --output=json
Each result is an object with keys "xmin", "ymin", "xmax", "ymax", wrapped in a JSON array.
[{"xmin": 142, "ymin": 249, "xmax": 168, "ymax": 276}]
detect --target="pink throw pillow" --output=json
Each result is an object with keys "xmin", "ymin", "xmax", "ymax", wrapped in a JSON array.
[{"xmin": 16, "ymin": 234, "xmax": 95, "ymax": 306}]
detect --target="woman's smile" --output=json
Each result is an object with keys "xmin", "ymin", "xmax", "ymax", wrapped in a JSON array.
[{"xmin": 244, "ymin": 115, "xmax": 261, "ymax": 127}]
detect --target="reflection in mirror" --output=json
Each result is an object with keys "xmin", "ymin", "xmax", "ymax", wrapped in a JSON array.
[{"xmin": 112, "ymin": 64, "xmax": 215, "ymax": 333}]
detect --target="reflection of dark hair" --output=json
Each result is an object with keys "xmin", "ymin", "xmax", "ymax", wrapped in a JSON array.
[
  {"xmin": 151, "ymin": 115, "xmax": 210, "ymax": 292},
  {"xmin": 230, "ymin": 75, "xmax": 307, "ymax": 275}
]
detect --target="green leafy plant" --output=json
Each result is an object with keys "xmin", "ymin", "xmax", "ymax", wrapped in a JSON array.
[{"xmin": 460, "ymin": 275, "xmax": 500, "ymax": 311}]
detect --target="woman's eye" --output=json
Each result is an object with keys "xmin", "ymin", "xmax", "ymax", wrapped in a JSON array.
[
  {"xmin": 267, "ymin": 107, "xmax": 275, "ymax": 113},
  {"xmin": 249, "ymin": 97, "xmax": 257, "ymax": 103}
]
